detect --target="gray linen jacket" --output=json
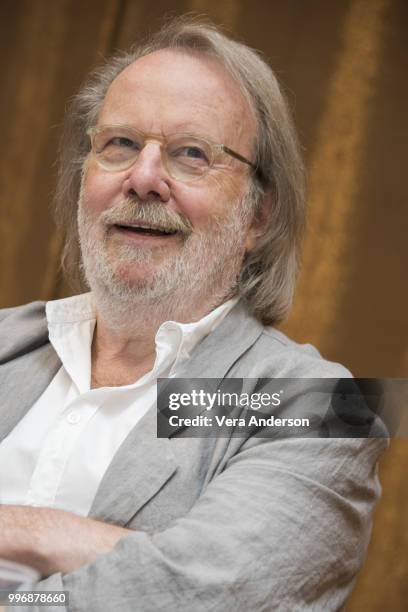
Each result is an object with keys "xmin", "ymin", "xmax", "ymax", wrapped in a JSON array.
[{"xmin": 0, "ymin": 300, "xmax": 387, "ymax": 612}]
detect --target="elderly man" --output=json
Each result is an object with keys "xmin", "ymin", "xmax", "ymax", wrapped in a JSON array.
[{"xmin": 0, "ymin": 17, "xmax": 386, "ymax": 612}]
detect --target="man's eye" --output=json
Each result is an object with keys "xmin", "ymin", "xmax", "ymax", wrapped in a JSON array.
[
  {"xmin": 108, "ymin": 136, "xmax": 138, "ymax": 149},
  {"xmin": 177, "ymin": 146, "xmax": 209, "ymax": 162}
]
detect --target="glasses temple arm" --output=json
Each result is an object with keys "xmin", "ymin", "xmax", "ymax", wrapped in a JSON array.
[{"xmin": 221, "ymin": 145, "xmax": 257, "ymax": 170}]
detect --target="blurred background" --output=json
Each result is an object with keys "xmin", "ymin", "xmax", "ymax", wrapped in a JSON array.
[{"xmin": 0, "ymin": 0, "xmax": 407, "ymax": 609}]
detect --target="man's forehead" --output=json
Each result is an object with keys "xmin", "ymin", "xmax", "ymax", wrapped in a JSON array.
[
  {"xmin": 99, "ymin": 49, "xmax": 256, "ymax": 148},
  {"xmin": 110, "ymin": 49, "xmax": 242, "ymax": 99}
]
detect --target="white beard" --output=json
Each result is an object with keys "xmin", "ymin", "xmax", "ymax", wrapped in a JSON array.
[{"xmin": 77, "ymin": 192, "xmax": 253, "ymax": 327}]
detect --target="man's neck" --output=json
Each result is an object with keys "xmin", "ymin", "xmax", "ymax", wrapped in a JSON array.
[
  {"xmin": 90, "ymin": 325, "xmax": 156, "ymax": 388},
  {"xmin": 89, "ymin": 290, "xmax": 233, "ymax": 388}
]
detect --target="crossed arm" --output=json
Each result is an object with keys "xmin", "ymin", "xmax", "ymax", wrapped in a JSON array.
[
  {"xmin": 0, "ymin": 505, "xmax": 130, "ymax": 576},
  {"xmin": 0, "ymin": 436, "xmax": 388, "ymax": 612}
]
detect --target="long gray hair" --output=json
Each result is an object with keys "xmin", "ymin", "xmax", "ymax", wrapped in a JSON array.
[{"xmin": 55, "ymin": 15, "xmax": 305, "ymax": 325}]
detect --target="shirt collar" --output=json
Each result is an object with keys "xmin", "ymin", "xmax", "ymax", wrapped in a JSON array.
[
  {"xmin": 45, "ymin": 292, "xmax": 238, "ymax": 390},
  {"xmin": 46, "ymin": 292, "xmax": 96, "ymax": 324},
  {"xmin": 156, "ymin": 296, "xmax": 239, "ymax": 374}
]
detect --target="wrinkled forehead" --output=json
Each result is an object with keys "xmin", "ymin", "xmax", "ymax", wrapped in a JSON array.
[{"xmin": 99, "ymin": 49, "xmax": 256, "ymax": 154}]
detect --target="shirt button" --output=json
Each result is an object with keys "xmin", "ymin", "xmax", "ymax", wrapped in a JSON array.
[{"xmin": 66, "ymin": 411, "xmax": 81, "ymax": 425}]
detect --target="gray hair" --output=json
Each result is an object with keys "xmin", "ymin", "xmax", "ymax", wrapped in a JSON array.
[{"xmin": 55, "ymin": 15, "xmax": 305, "ymax": 325}]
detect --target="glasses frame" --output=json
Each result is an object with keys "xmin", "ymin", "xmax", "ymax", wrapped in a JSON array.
[{"xmin": 86, "ymin": 124, "xmax": 257, "ymax": 182}]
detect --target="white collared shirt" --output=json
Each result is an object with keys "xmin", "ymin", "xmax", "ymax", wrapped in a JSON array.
[{"xmin": 0, "ymin": 292, "xmax": 237, "ymax": 516}]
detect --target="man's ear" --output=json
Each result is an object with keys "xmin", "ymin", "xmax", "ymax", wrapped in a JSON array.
[{"xmin": 244, "ymin": 190, "xmax": 273, "ymax": 253}]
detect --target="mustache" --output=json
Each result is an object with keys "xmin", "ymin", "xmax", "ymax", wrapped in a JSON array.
[{"xmin": 99, "ymin": 197, "xmax": 193, "ymax": 235}]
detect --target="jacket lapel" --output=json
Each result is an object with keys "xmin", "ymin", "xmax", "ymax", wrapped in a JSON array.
[
  {"xmin": 0, "ymin": 300, "xmax": 61, "ymax": 441},
  {"xmin": 176, "ymin": 301, "xmax": 263, "ymax": 378},
  {"xmin": 0, "ymin": 344, "xmax": 61, "ymax": 442},
  {"xmin": 88, "ymin": 406, "xmax": 177, "ymax": 526}
]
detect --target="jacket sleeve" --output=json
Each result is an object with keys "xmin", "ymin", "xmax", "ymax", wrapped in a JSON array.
[{"xmin": 16, "ymin": 434, "xmax": 388, "ymax": 612}]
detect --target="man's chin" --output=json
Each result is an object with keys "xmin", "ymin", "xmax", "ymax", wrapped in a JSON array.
[
  {"xmin": 87, "ymin": 264, "xmax": 175, "ymax": 304},
  {"xmin": 113, "ymin": 262, "xmax": 158, "ymax": 285},
  {"xmin": 102, "ymin": 272, "xmax": 163, "ymax": 298}
]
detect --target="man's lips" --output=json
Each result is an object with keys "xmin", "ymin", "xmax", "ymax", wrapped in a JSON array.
[
  {"xmin": 115, "ymin": 222, "xmax": 178, "ymax": 235},
  {"xmin": 111, "ymin": 223, "xmax": 181, "ymax": 242}
]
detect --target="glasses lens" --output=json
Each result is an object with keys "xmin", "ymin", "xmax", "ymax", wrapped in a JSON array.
[
  {"xmin": 165, "ymin": 136, "xmax": 212, "ymax": 181},
  {"xmin": 92, "ymin": 127, "xmax": 142, "ymax": 171}
]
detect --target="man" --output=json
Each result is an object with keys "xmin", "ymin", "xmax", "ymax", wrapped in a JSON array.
[{"xmin": 0, "ymin": 17, "xmax": 386, "ymax": 611}]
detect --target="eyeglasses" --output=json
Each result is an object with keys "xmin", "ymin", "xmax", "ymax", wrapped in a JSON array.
[{"xmin": 87, "ymin": 124, "xmax": 257, "ymax": 182}]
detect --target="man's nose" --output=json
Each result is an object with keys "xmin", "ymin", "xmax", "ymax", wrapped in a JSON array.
[{"xmin": 122, "ymin": 143, "xmax": 171, "ymax": 202}]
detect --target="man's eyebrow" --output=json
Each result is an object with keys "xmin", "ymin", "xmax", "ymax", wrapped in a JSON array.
[{"xmin": 165, "ymin": 122, "xmax": 220, "ymax": 138}]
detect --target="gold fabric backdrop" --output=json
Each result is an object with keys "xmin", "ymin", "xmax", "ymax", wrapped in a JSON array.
[{"xmin": 1, "ymin": 0, "xmax": 407, "ymax": 609}]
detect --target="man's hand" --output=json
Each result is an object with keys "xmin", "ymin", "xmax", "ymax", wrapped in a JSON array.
[{"xmin": 0, "ymin": 505, "xmax": 131, "ymax": 577}]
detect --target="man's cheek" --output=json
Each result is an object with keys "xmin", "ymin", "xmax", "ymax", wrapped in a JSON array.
[{"xmin": 81, "ymin": 170, "xmax": 118, "ymax": 216}]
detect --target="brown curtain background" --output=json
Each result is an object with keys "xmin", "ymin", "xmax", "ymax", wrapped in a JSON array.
[{"xmin": 1, "ymin": 0, "xmax": 407, "ymax": 609}]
